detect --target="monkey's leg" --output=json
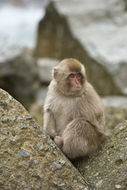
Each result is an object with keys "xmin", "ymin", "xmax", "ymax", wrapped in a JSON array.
[
  {"xmin": 43, "ymin": 110, "xmax": 57, "ymax": 139},
  {"xmin": 62, "ymin": 118, "xmax": 102, "ymax": 159}
]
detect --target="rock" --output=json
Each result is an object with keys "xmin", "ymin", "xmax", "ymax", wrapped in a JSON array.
[
  {"xmin": 37, "ymin": 143, "xmax": 44, "ymax": 151},
  {"xmin": 74, "ymin": 120, "xmax": 127, "ymax": 190},
  {"xmin": 36, "ymin": 86, "xmax": 48, "ymax": 101},
  {"xmin": 20, "ymin": 150, "xmax": 30, "ymax": 158},
  {"xmin": 52, "ymin": 162, "xmax": 62, "ymax": 170},
  {"xmin": 35, "ymin": 1, "xmax": 127, "ymax": 95},
  {"xmin": 103, "ymin": 96, "xmax": 127, "ymax": 129},
  {"xmin": 29, "ymin": 99, "xmax": 44, "ymax": 126},
  {"xmin": 0, "ymin": 47, "xmax": 40, "ymax": 109},
  {"xmin": 102, "ymin": 96, "xmax": 127, "ymax": 109},
  {"xmin": 105, "ymin": 106, "xmax": 127, "ymax": 129},
  {"xmin": 55, "ymin": 0, "xmax": 127, "ymax": 96},
  {"xmin": 0, "ymin": 88, "xmax": 88, "ymax": 189},
  {"xmin": 37, "ymin": 58, "xmax": 59, "ymax": 83},
  {"xmin": 29, "ymin": 86, "xmax": 49, "ymax": 126}
]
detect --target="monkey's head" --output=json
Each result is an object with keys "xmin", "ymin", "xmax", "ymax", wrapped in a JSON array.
[{"xmin": 53, "ymin": 58, "xmax": 86, "ymax": 96}]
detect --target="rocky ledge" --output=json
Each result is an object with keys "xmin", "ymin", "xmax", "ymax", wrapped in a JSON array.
[
  {"xmin": 0, "ymin": 88, "xmax": 127, "ymax": 190},
  {"xmin": 0, "ymin": 88, "xmax": 88, "ymax": 190}
]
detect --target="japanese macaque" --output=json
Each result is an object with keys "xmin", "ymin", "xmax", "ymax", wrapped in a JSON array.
[{"xmin": 43, "ymin": 58, "xmax": 108, "ymax": 159}]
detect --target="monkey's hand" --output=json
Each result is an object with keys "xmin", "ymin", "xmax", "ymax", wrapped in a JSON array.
[{"xmin": 54, "ymin": 136, "xmax": 63, "ymax": 148}]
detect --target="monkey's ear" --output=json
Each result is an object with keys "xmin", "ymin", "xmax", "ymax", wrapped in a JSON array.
[{"xmin": 52, "ymin": 67, "xmax": 59, "ymax": 79}]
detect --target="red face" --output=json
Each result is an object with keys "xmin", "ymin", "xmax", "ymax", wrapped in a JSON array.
[{"xmin": 68, "ymin": 72, "xmax": 82, "ymax": 91}]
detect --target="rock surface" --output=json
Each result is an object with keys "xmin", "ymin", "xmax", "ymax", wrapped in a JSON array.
[
  {"xmin": 0, "ymin": 88, "xmax": 127, "ymax": 190},
  {"xmin": 37, "ymin": 58, "xmax": 59, "ymax": 83},
  {"xmin": 35, "ymin": 0, "xmax": 127, "ymax": 95},
  {"xmin": 54, "ymin": 0, "xmax": 127, "ymax": 95},
  {"xmin": 0, "ymin": 88, "xmax": 88, "ymax": 190},
  {"xmin": 29, "ymin": 99, "xmax": 44, "ymax": 126},
  {"xmin": 102, "ymin": 96, "xmax": 127, "ymax": 109},
  {"xmin": 0, "ymin": 48, "xmax": 40, "ymax": 109},
  {"xmin": 105, "ymin": 106, "xmax": 127, "ymax": 129},
  {"xmin": 74, "ymin": 120, "xmax": 127, "ymax": 190}
]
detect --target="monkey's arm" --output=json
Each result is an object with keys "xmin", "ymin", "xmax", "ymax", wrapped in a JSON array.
[
  {"xmin": 43, "ymin": 110, "xmax": 57, "ymax": 139},
  {"xmin": 92, "ymin": 111, "xmax": 109, "ymax": 136}
]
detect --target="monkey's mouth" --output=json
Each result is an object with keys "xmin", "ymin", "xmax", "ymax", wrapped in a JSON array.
[{"xmin": 71, "ymin": 86, "xmax": 81, "ymax": 91}]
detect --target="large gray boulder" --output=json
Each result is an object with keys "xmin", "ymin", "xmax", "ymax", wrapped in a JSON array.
[
  {"xmin": 54, "ymin": 0, "xmax": 127, "ymax": 96},
  {"xmin": 35, "ymin": 0, "xmax": 127, "ymax": 96},
  {"xmin": 0, "ymin": 48, "xmax": 40, "ymax": 109},
  {"xmin": 37, "ymin": 58, "xmax": 59, "ymax": 83},
  {"xmin": 0, "ymin": 88, "xmax": 88, "ymax": 190}
]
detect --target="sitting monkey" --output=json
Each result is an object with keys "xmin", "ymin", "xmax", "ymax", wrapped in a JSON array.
[{"xmin": 44, "ymin": 58, "xmax": 108, "ymax": 159}]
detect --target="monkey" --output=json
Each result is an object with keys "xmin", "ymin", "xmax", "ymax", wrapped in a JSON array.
[{"xmin": 43, "ymin": 58, "xmax": 108, "ymax": 159}]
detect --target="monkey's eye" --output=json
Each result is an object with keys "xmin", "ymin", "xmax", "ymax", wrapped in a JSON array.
[
  {"xmin": 69, "ymin": 73, "xmax": 75, "ymax": 79},
  {"xmin": 76, "ymin": 73, "xmax": 82, "ymax": 79}
]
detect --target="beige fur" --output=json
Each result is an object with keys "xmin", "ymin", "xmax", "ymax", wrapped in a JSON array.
[{"xmin": 43, "ymin": 59, "xmax": 108, "ymax": 159}]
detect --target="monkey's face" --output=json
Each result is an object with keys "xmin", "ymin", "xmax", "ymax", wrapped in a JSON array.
[
  {"xmin": 56, "ymin": 71, "xmax": 85, "ymax": 97},
  {"xmin": 68, "ymin": 72, "xmax": 83, "ymax": 92},
  {"xmin": 53, "ymin": 58, "xmax": 86, "ymax": 96}
]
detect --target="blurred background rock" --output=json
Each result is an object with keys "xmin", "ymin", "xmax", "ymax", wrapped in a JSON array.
[{"xmin": 0, "ymin": 0, "xmax": 127, "ymax": 127}]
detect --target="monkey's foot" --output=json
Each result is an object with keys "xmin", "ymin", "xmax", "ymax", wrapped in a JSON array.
[
  {"xmin": 49, "ymin": 130, "xmax": 57, "ymax": 139},
  {"xmin": 54, "ymin": 136, "xmax": 63, "ymax": 148}
]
